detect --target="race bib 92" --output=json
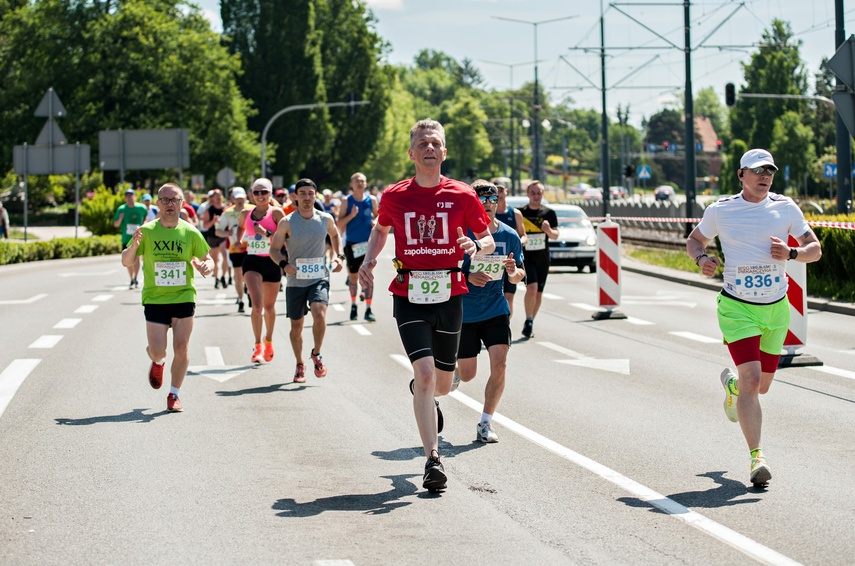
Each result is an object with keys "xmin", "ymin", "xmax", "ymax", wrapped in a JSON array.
[{"xmin": 407, "ymin": 270, "xmax": 452, "ymax": 304}]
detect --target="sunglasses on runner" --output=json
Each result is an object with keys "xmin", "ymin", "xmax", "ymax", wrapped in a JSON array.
[
  {"xmin": 253, "ymin": 190, "xmax": 271, "ymax": 196},
  {"xmin": 479, "ymin": 195, "xmax": 499, "ymax": 204},
  {"xmin": 747, "ymin": 166, "xmax": 776, "ymax": 176}
]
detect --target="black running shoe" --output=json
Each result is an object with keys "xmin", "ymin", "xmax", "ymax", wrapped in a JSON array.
[
  {"xmin": 214, "ymin": 277, "xmax": 220, "ymax": 289},
  {"xmin": 522, "ymin": 318, "xmax": 533, "ymax": 339},
  {"xmin": 220, "ymin": 276, "xmax": 227, "ymax": 288},
  {"xmin": 350, "ymin": 304, "xmax": 358, "ymax": 321},
  {"xmin": 409, "ymin": 379, "xmax": 444, "ymax": 434},
  {"xmin": 364, "ymin": 308, "xmax": 375, "ymax": 322},
  {"xmin": 423, "ymin": 451, "xmax": 447, "ymax": 492},
  {"xmin": 237, "ymin": 301, "xmax": 245, "ymax": 313}
]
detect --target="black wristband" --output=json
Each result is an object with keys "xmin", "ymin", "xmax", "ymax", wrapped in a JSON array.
[
  {"xmin": 694, "ymin": 253, "xmax": 708, "ymax": 266},
  {"xmin": 279, "ymin": 260, "xmax": 287, "ymax": 269},
  {"xmin": 473, "ymin": 239, "xmax": 482, "ymax": 252}
]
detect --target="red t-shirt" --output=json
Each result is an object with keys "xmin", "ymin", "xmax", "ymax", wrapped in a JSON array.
[{"xmin": 378, "ymin": 176, "xmax": 489, "ymax": 297}]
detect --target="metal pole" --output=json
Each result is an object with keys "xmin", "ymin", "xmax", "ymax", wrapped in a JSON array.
[
  {"xmin": 75, "ymin": 142, "xmax": 80, "ymax": 239},
  {"xmin": 683, "ymin": 0, "xmax": 697, "ymax": 237},
  {"xmin": 533, "ymin": 24, "xmax": 541, "ymax": 182},
  {"xmin": 600, "ymin": 0, "xmax": 610, "ymax": 215},
  {"xmin": 261, "ymin": 100, "xmax": 370, "ymax": 178},
  {"xmin": 23, "ymin": 143, "xmax": 28, "ymax": 243},
  {"xmin": 119, "ymin": 129, "xmax": 125, "ymax": 186},
  {"xmin": 835, "ymin": 0, "xmax": 852, "ymax": 213}
]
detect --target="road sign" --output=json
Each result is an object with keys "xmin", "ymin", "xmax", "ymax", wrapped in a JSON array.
[
  {"xmin": 829, "ymin": 36, "xmax": 855, "ymax": 89},
  {"xmin": 34, "ymin": 88, "xmax": 66, "ymax": 118},
  {"xmin": 271, "ymin": 175, "xmax": 284, "ymax": 189},
  {"xmin": 824, "ymin": 163, "xmax": 837, "ymax": 178},
  {"xmin": 99, "ymin": 129, "xmax": 190, "ymax": 171},
  {"xmin": 13, "ymin": 144, "xmax": 90, "ymax": 175},
  {"xmin": 216, "ymin": 167, "xmax": 236, "ymax": 188},
  {"xmin": 191, "ymin": 175, "xmax": 204, "ymax": 190},
  {"xmin": 637, "ymin": 166, "xmax": 651, "ymax": 180}
]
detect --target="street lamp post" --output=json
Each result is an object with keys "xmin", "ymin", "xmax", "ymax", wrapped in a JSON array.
[{"xmin": 493, "ymin": 15, "xmax": 577, "ymax": 183}]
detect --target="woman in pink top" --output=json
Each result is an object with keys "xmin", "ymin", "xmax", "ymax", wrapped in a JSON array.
[{"xmin": 237, "ymin": 179, "xmax": 287, "ymax": 364}]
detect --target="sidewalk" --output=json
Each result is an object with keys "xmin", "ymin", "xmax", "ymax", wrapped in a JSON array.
[{"xmin": 8, "ymin": 225, "xmax": 92, "ymax": 242}]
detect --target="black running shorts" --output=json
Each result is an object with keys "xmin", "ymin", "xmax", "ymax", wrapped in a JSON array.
[
  {"xmin": 457, "ymin": 314, "xmax": 512, "ymax": 359},
  {"xmin": 523, "ymin": 250, "xmax": 550, "ymax": 292},
  {"xmin": 229, "ymin": 251, "xmax": 247, "ymax": 269},
  {"xmin": 393, "ymin": 295, "xmax": 463, "ymax": 373},
  {"xmin": 144, "ymin": 302, "xmax": 196, "ymax": 326},
  {"xmin": 343, "ymin": 240, "xmax": 368, "ymax": 274},
  {"xmin": 242, "ymin": 254, "xmax": 282, "ymax": 283}
]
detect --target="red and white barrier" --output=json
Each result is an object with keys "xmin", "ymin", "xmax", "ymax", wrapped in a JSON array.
[
  {"xmin": 593, "ymin": 216, "xmax": 626, "ymax": 320},
  {"xmin": 780, "ymin": 235, "xmax": 822, "ymax": 367}
]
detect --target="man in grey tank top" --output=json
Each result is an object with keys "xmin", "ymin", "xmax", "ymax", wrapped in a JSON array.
[{"xmin": 270, "ymin": 179, "xmax": 345, "ymax": 383}]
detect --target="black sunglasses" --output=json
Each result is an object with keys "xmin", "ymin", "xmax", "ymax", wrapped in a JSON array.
[
  {"xmin": 747, "ymin": 166, "xmax": 776, "ymax": 176},
  {"xmin": 253, "ymin": 190, "xmax": 271, "ymax": 196},
  {"xmin": 479, "ymin": 195, "xmax": 499, "ymax": 204}
]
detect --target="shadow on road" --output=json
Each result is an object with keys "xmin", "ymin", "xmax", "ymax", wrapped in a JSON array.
[
  {"xmin": 371, "ymin": 439, "xmax": 486, "ymax": 462},
  {"xmin": 272, "ymin": 474, "xmax": 420, "ymax": 517},
  {"xmin": 55, "ymin": 408, "xmax": 169, "ymax": 425},
  {"xmin": 215, "ymin": 383, "xmax": 308, "ymax": 396},
  {"xmin": 617, "ymin": 471, "xmax": 762, "ymax": 513}
]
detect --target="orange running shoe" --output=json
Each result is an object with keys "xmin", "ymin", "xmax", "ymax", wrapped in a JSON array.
[
  {"xmin": 311, "ymin": 349, "xmax": 327, "ymax": 378},
  {"xmin": 251, "ymin": 343, "xmax": 264, "ymax": 364},
  {"xmin": 263, "ymin": 340, "xmax": 274, "ymax": 362},
  {"xmin": 294, "ymin": 363, "xmax": 306, "ymax": 383}
]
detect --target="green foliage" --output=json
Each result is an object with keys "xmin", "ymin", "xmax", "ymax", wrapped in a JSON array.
[
  {"xmin": 80, "ymin": 186, "xmax": 122, "ymax": 236},
  {"xmin": 363, "ymin": 71, "xmax": 416, "ymax": 185},
  {"xmin": 0, "ymin": 234, "xmax": 121, "ymax": 265},
  {"xmin": 807, "ymin": 226, "xmax": 855, "ymax": 301},
  {"xmin": 0, "ymin": 0, "xmax": 258, "ymax": 186},
  {"xmin": 694, "ymin": 87, "xmax": 726, "ymax": 138},
  {"xmin": 770, "ymin": 111, "xmax": 816, "ymax": 193},
  {"xmin": 444, "ymin": 95, "xmax": 492, "ymax": 180},
  {"xmin": 720, "ymin": 139, "xmax": 749, "ymax": 194},
  {"xmin": 729, "ymin": 20, "xmax": 808, "ymax": 153}
]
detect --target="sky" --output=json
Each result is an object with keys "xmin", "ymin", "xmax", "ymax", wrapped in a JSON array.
[{"xmin": 195, "ymin": 0, "xmax": 853, "ymax": 128}]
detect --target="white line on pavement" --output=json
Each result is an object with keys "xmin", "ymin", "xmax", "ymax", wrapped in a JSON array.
[
  {"xmin": 332, "ymin": 304, "xmax": 345, "ymax": 312},
  {"xmin": 0, "ymin": 293, "xmax": 48, "ymax": 305},
  {"xmin": 669, "ymin": 331, "xmax": 721, "ymax": 344},
  {"xmin": 542, "ymin": 293, "xmax": 563, "ymax": 300},
  {"xmin": 351, "ymin": 325, "xmax": 372, "ymax": 336},
  {"xmin": 53, "ymin": 318, "xmax": 82, "ymax": 329},
  {"xmin": 59, "ymin": 271, "xmax": 117, "ymax": 278},
  {"xmin": 388, "ymin": 353, "xmax": 802, "ymax": 566},
  {"xmin": 570, "ymin": 302, "xmax": 600, "ymax": 311},
  {"xmin": 74, "ymin": 305, "xmax": 99, "ymax": 314},
  {"xmin": 29, "ymin": 335, "xmax": 64, "ymax": 349},
  {"xmin": 808, "ymin": 365, "xmax": 855, "ymax": 381},
  {"xmin": 91, "ymin": 294, "xmax": 114, "ymax": 302},
  {"xmin": 625, "ymin": 316, "xmax": 655, "ymax": 326},
  {"xmin": 205, "ymin": 347, "xmax": 225, "ymax": 367},
  {"xmin": 0, "ymin": 359, "xmax": 41, "ymax": 418}
]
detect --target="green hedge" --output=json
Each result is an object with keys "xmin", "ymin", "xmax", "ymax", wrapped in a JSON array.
[
  {"xmin": 807, "ymin": 227, "xmax": 855, "ymax": 302},
  {"xmin": 0, "ymin": 235, "xmax": 122, "ymax": 265}
]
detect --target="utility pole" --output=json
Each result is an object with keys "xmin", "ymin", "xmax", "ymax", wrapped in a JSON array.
[
  {"xmin": 600, "ymin": 0, "xmax": 610, "ymax": 215},
  {"xmin": 834, "ymin": 0, "xmax": 852, "ymax": 214},
  {"xmin": 683, "ymin": 0, "xmax": 697, "ymax": 237}
]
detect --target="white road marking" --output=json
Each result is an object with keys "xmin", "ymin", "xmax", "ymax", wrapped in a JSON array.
[
  {"xmin": 187, "ymin": 346, "xmax": 252, "ymax": 383},
  {"xmin": 197, "ymin": 298, "xmax": 239, "ymax": 305},
  {"xmin": 54, "ymin": 318, "xmax": 82, "ymax": 329},
  {"xmin": 542, "ymin": 293, "xmax": 563, "ymax": 300},
  {"xmin": 387, "ymin": 351, "xmax": 801, "ymax": 564},
  {"xmin": 332, "ymin": 304, "xmax": 345, "ymax": 312},
  {"xmin": 670, "ymin": 331, "xmax": 721, "ymax": 344},
  {"xmin": 215, "ymin": 292, "xmax": 226, "ymax": 300},
  {"xmin": 0, "ymin": 359, "xmax": 41, "ymax": 418},
  {"xmin": 808, "ymin": 365, "xmax": 855, "ymax": 381},
  {"xmin": 74, "ymin": 305, "xmax": 99, "ymax": 314},
  {"xmin": 111, "ymin": 285, "xmax": 129, "ymax": 292},
  {"xmin": 352, "ymin": 324, "xmax": 372, "ymax": 336},
  {"xmin": 91, "ymin": 294, "xmax": 114, "ymax": 302},
  {"xmin": 570, "ymin": 302, "xmax": 600, "ymax": 311},
  {"xmin": 0, "ymin": 293, "xmax": 48, "ymax": 305},
  {"xmin": 538, "ymin": 341, "xmax": 630, "ymax": 376},
  {"xmin": 622, "ymin": 300, "xmax": 697, "ymax": 307},
  {"xmin": 29, "ymin": 335, "xmax": 64, "ymax": 349},
  {"xmin": 625, "ymin": 316, "xmax": 655, "ymax": 326},
  {"xmin": 313, "ymin": 560, "xmax": 355, "ymax": 566},
  {"xmin": 448, "ymin": 389, "xmax": 801, "ymax": 566}
]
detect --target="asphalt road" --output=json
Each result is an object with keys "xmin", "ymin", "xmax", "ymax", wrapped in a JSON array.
[{"xmin": 1, "ymin": 253, "xmax": 853, "ymax": 566}]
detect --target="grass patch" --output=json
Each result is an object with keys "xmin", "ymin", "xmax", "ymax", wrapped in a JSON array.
[
  {"xmin": 626, "ymin": 244, "xmax": 721, "ymax": 274},
  {"xmin": 7, "ymin": 229, "xmax": 38, "ymax": 240}
]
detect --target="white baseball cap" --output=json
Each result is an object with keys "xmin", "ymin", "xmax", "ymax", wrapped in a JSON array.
[
  {"xmin": 740, "ymin": 149, "xmax": 777, "ymax": 170},
  {"xmin": 231, "ymin": 186, "xmax": 246, "ymax": 199}
]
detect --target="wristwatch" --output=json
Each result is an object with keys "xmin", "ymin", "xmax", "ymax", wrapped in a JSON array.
[
  {"xmin": 473, "ymin": 239, "xmax": 482, "ymax": 253},
  {"xmin": 336, "ymin": 253, "xmax": 346, "ymax": 261},
  {"xmin": 789, "ymin": 247, "xmax": 799, "ymax": 260}
]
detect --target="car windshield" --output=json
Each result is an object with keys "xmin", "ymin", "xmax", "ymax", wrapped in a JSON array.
[{"xmin": 555, "ymin": 208, "xmax": 592, "ymax": 228}]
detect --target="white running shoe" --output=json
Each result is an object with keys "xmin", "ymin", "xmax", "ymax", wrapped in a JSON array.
[
  {"xmin": 476, "ymin": 421, "xmax": 499, "ymax": 443},
  {"xmin": 720, "ymin": 368, "xmax": 739, "ymax": 423},
  {"xmin": 451, "ymin": 374, "xmax": 460, "ymax": 392}
]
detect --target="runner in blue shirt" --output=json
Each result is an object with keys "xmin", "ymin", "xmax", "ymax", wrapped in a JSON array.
[
  {"xmin": 493, "ymin": 179, "xmax": 527, "ymax": 318},
  {"xmin": 455, "ymin": 180, "xmax": 525, "ymax": 443}
]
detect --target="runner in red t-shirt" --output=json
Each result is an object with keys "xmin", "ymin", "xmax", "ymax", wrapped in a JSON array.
[{"xmin": 358, "ymin": 119, "xmax": 494, "ymax": 492}]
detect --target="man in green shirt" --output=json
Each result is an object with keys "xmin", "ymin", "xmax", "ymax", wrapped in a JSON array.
[
  {"xmin": 114, "ymin": 188, "xmax": 149, "ymax": 289},
  {"xmin": 121, "ymin": 183, "xmax": 213, "ymax": 413}
]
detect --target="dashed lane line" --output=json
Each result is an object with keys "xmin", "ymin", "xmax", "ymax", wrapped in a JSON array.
[
  {"xmin": 29, "ymin": 335, "xmax": 64, "ymax": 349},
  {"xmin": 669, "ymin": 331, "xmax": 721, "ymax": 344},
  {"xmin": 351, "ymin": 324, "xmax": 371, "ymax": 336},
  {"xmin": 91, "ymin": 294, "xmax": 114, "ymax": 302},
  {"xmin": 388, "ymin": 353, "xmax": 801, "ymax": 566},
  {"xmin": 0, "ymin": 293, "xmax": 48, "ymax": 305},
  {"xmin": 808, "ymin": 365, "xmax": 855, "ymax": 381},
  {"xmin": 74, "ymin": 305, "xmax": 99, "ymax": 314},
  {"xmin": 0, "ymin": 359, "xmax": 41, "ymax": 418},
  {"xmin": 54, "ymin": 318, "xmax": 82, "ymax": 329}
]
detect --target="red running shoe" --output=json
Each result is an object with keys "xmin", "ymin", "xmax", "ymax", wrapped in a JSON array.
[
  {"xmin": 311, "ymin": 349, "xmax": 327, "ymax": 378},
  {"xmin": 251, "ymin": 343, "xmax": 264, "ymax": 364},
  {"xmin": 263, "ymin": 340, "xmax": 274, "ymax": 362},
  {"xmin": 167, "ymin": 393, "xmax": 183, "ymax": 413},
  {"xmin": 148, "ymin": 361, "xmax": 164, "ymax": 390},
  {"xmin": 294, "ymin": 363, "xmax": 306, "ymax": 383}
]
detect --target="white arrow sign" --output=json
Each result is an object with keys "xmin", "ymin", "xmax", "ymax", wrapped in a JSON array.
[
  {"xmin": 539, "ymin": 341, "xmax": 630, "ymax": 376},
  {"xmin": 187, "ymin": 347, "xmax": 253, "ymax": 382}
]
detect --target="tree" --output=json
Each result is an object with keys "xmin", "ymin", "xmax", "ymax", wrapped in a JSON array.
[
  {"xmin": 729, "ymin": 20, "xmax": 808, "ymax": 152},
  {"xmin": 443, "ymin": 95, "xmax": 492, "ymax": 181},
  {"xmin": 769, "ymin": 111, "xmax": 816, "ymax": 194},
  {"xmin": 694, "ymin": 86, "xmax": 726, "ymax": 138},
  {"xmin": 0, "ymin": 0, "xmax": 259, "ymax": 187},
  {"xmin": 720, "ymin": 139, "xmax": 748, "ymax": 194},
  {"xmin": 362, "ymin": 70, "xmax": 416, "ymax": 186}
]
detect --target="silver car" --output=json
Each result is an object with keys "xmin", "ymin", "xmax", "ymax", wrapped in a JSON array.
[{"xmin": 547, "ymin": 204, "xmax": 597, "ymax": 272}]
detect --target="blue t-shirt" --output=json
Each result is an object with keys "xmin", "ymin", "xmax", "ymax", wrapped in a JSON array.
[
  {"xmin": 496, "ymin": 206, "xmax": 516, "ymax": 230},
  {"xmin": 461, "ymin": 221, "xmax": 524, "ymax": 323}
]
